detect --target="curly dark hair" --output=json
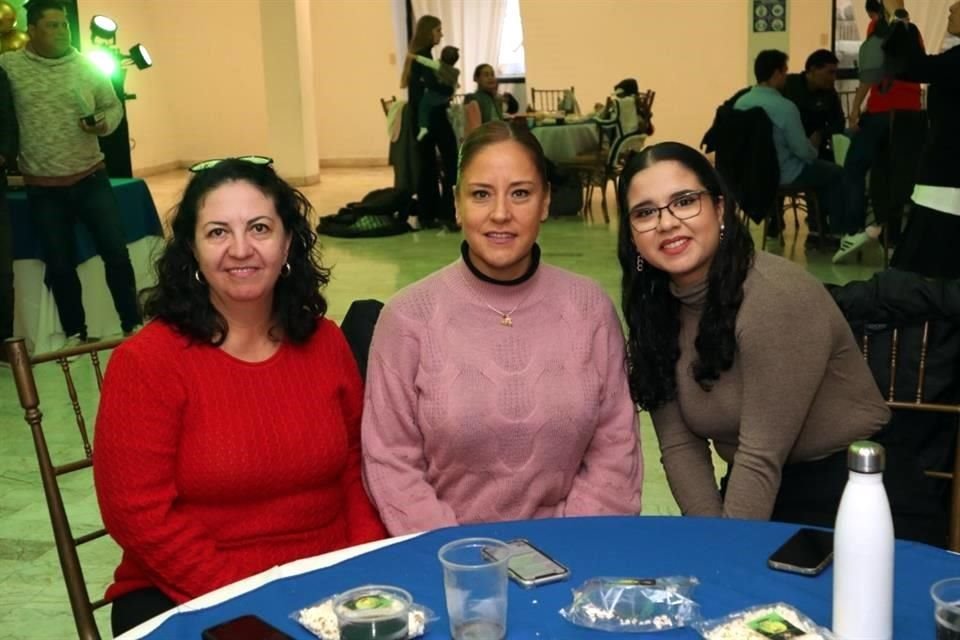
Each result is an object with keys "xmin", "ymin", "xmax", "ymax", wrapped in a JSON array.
[
  {"xmin": 616, "ymin": 142, "xmax": 754, "ymax": 411},
  {"xmin": 141, "ymin": 159, "xmax": 330, "ymax": 345}
]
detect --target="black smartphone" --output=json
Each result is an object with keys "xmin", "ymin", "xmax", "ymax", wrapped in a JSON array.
[
  {"xmin": 767, "ymin": 527, "xmax": 834, "ymax": 576},
  {"xmin": 201, "ymin": 614, "xmax": 294, "ymax": 640}
]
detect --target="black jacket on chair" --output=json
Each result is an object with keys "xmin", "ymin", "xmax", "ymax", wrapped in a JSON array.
[
  {"xmin": 829, "ymin": 270, "xmax": 960, "ymax": 547},
  {"xmin": 339, "ymin": 299, "xmax": 384, "ymax": 381},
  {"xmin": 711, "ymin": 104, "xmax": 780, "ymax": 224}
]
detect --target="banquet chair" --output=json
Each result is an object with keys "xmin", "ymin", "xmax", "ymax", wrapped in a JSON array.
[
  {"xmin": 530, "ymin": 86, "xmax": 576, "ymax": 113},
  {"xmin": 5, "ymin": 336, "xmax": 126, "ymax": 640},
  {"xmin": 380, "ymin": 95, "xmax": 398, "ymax": 116},
  {"xmin": 857, "ymin": 322, "xmax": 960, "ymax": 551}
]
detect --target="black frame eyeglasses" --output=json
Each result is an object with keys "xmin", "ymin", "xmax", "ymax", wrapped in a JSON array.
[
  {"xmin": 628, "ymin": 189, "xmax": 712, "ymax": 233},
  {"xmin": 188, "ymin": 155, "xmax": 274, "ymax": 173}
]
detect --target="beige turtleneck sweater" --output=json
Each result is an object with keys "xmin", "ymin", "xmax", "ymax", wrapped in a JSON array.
[{"xmin": 651, "ymin": 252, "xmax": 889, "ymax": 520}]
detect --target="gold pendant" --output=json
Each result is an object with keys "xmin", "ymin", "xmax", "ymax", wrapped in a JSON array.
[{"xmin": 500, "ymin": 315, "xmax": 513, "ymax": 327}]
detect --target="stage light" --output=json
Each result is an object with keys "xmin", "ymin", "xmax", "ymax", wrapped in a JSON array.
[
  {"xmin": 90, "ymin": 15, "xmax": 117, "ymax": 41},
  {"xmin": 86, "ymin": 47, "xmax": 118, "ymax": 78},
  {"xmin": 128, "ymin": 43, "xmax": 152, "ymax": 70}
]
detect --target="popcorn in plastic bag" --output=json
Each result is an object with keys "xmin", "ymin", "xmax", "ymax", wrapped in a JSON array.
[
  {"xmin": 559, "ymin": 576, "xmax": 701, "ymax": 632},
  {"xmin": 693, "ymin": 603, "xmax": 836, "ymax": 639},
  {"xmin": 292, "ymin": 593, "xmax": 434, "ymax": 640}
]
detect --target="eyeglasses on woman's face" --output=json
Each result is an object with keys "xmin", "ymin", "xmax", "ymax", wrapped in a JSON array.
[{"xmin": 628, "ymin": 189, "xmax": 711, "ymax": 233}]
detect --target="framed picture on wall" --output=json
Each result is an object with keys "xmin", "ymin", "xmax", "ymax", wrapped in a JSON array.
[{"xmin": 753, "ymin": 0, "xmax": 787, "ymax": 32}]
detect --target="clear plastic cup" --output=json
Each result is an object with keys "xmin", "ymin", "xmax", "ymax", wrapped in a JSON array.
[
  {"xmin": 933, "ymin": 578, "xmax": 960, "ymax": 640},
  {"xmin": 334, "ymin": 584, "xmax": 411, "ymax": 640},
  {"xmin": 438, "ymin": 538, "xmax": 510, "ymax": 640}
]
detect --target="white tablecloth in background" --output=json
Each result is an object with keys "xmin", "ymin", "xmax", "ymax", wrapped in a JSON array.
[
  {"xmin": 13, "ymin": 236, "xmax": 162, "ymax": 354},
  {"xmin": 531, "ymin": 122, "xmax": 599, "ymax": 162}
]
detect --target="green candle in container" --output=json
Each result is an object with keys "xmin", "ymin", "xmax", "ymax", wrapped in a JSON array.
[{"xmin": 334, "ymin": 585, "xmax": 411, "ymax": 640}]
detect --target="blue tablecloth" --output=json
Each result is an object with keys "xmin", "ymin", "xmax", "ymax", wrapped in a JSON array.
[
  {"xmin": 139, "ymin": 516, "xmax": 958, "ymax": 638},
  {"xmin": 5, "ymin": 178, "xmax": 163, "ymax": 262}
]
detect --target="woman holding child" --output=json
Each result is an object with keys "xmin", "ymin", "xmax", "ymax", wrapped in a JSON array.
[{"xmin": 402, "ymin": 15, "xmax": 459, "ymax": 230}]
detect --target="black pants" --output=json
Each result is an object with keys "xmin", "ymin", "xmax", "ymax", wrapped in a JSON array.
[
  {"xmin": 415, "ymin": 107, "xmax": 457, "ymax": 225},
  {"xmin": 721, "ymin": 446, "xmax": 948, "ymax": 547},
  {"xmin": 0, "ymin": 175, "xmax": 13, "ymax": 341},
  {"xmin": 111, "ymin": 587, "xmax": 177, "ymax": 636},
  {"xmin": 25, "ymin": 169, "xmax": 141, "ymax": 337}
]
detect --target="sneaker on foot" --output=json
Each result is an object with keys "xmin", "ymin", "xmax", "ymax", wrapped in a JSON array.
[
  {"xmin": 832, "ymin": 231, "xmax": 870, "ymax": 264},
  {"xmin": 417, "ymin": 127, "xmax": 429, "ymax": 142}
]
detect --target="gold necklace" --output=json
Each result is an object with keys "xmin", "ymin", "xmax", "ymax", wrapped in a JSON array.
[{"xmin": 458, "ymin": 270, "xmax": 534, "ymax": 327}]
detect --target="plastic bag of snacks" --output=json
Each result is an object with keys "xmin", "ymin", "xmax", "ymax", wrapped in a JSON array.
[
  {"xmin": 292, "ymin": 585, "xmax": 435, "ymax": 640},
  {"xmin": 693, "ymin": 603, "xmax": 835, "ymax": 639},
  {"xmin": 559, "ymin": 576, "xmax": 701, "ymax": 632}
]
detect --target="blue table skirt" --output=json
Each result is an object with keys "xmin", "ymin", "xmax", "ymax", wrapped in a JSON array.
[
  {"xmin": 6, "ymin": 178, "xmax": 164, "ymax": 262},
  {"xmin": 141, "ymin": 516, "xmax": 957, "ymax": 639}
]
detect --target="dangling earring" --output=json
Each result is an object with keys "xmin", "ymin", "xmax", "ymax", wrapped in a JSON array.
[
  {"xmin": 281, "ymin": 262, "xmax": 292, "ymax": 277},
  {"xmin": 636, "ymin": 255, "xmax": 644, "ymax": 272},
  {"xmin": 720, "ymin": 223, "xmax": 726, "ymax": 241},
  {"xmin": 194, "ymin": 270, "xmax": 205, "ymax": 284}
]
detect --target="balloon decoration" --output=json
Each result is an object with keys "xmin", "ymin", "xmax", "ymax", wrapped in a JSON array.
[{"xmin": 0, "ymin": 0, "xmax": 29, "ymax": 53}]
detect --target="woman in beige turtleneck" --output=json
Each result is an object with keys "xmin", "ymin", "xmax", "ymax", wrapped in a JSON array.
[{"xmin": 616, "ymin": 141, "xmax": 889, "ymax": 527}]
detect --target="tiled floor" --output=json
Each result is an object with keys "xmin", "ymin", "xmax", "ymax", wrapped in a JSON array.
[{"xmin": 0, "ymin": 167, "xmax": 887, "ymax": 639}]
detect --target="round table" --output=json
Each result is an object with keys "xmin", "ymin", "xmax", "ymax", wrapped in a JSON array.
[
  {"xmin": 121, "ymin": 516, "xmax": 958, "ymax": 639},
  {"xmin": 531, "ymin": 122, "xmax": 599, "ymax": 163}
]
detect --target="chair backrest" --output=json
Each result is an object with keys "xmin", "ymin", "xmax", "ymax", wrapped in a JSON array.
[
  {"xmin": 380, "ymin": 95, "xmax": 398, "ymax": 116},
  {"xmin": 5, "ymin": 336, "xmax": 126, "ymax": 640},
  {"xmin": 857, "ymin": 322, "xmax": 960, "ymax": 551},
  {"xmin": 530, "ymin": 86, "xmax": 575, "ymax": 113}
]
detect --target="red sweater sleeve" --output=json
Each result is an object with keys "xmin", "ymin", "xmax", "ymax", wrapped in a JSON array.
[
  {"xmin": 93, "ymin": 343, "xmax": 246, "ymax": 602},
  {"xmin": 328, "ymin": 324, "xmax": 388, "ymax": 544}
]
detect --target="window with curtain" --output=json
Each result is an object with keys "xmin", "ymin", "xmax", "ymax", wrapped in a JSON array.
[
  {"xmin": 497, "ymin": 0, "xmax": 525, "ymax": 78},
  {"xmin": 408, "ymin": 0, "xmax": 525, "ymax": 83}
]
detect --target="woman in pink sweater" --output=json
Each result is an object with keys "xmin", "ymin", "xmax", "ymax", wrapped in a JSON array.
[{"xmin": 362, "ymin": 121, "xmax": 643, "ymax": 535}]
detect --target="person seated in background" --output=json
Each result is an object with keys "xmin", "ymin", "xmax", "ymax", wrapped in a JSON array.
[
  {"xmin": 837, "ymin": 0, "xmax": 925, "ymax": 263},
  {"xmin": 94, "ymin": 160, "xmax": 386, "ymax": 635},
  {"xmin": 735, "ymin": 50, "xmax": 846, "ymax": 244},
  {"xmin": 616, "ymin": 141, "xmax": 890, "ymax": 527},
  {"xmin": 782, "ymin": 49, "xmax": 845, "ymax": 162},
  {"xmin": 464, "ymin": 63, "xmax": 504, "ymax": 136},
  {"xmin": 362, "ymin": 121, "xmax": 642, "ymax": 536},
  {"xmin": 410, "ymin": 45, "xmax": 460, "ymax": 142}
]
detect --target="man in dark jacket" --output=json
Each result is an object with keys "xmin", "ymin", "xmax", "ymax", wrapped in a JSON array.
[
  {"xmin": 782, "ymin": 49, "xmax": 845, "ymax": 162},
  {"xmin": 0, "ymin": 66, "xmax": 17, "ymax": 344}
]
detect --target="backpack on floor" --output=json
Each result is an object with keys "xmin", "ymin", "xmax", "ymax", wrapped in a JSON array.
[{"xmin": 317, "ymin": 188, "xmax": 414, "ymax": 238}]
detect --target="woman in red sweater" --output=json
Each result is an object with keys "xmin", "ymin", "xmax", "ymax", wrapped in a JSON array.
[{"xmin": 93, "ymin": 159, "xmax": 386, "ymax": 636}]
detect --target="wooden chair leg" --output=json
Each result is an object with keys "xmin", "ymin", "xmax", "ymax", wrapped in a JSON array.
[{"xmin": 600, "ymin": 176, "xmax": 609, "ymax": 224}]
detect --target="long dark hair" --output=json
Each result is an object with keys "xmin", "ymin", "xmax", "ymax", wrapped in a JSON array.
[
  {"xmin": 401, "ymin": 15, "xmax": 441, "ymax": 88},
  {"xmin": 616, "ymin": 142, "xmax": 754, "ymax": 411},
  {"xmin": 141, "ymin": 159, "xmax": 330, "ymax": 345}
]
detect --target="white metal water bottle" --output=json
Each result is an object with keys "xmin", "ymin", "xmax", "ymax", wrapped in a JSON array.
[{"xmin": 832, "ymin": 441, "xmax": 894, "ymax": 640}]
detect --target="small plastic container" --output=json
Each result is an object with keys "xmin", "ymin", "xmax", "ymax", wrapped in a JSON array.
[{"xmin": 334, "ymin": 585, "xmax": 411, "ymax": 640}]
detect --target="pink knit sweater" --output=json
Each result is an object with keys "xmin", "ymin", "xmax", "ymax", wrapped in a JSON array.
[{"xmin": 361, "ymin": 259, "xmax": 642, "ymax": 535}]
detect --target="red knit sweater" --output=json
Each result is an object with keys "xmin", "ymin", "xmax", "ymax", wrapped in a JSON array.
[{"xmin": 93, "ymin": 318, "xmax": 386, "ymax": 604}]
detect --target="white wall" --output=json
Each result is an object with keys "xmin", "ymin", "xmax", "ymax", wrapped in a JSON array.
[
  {"xmin": 311, "ymin": 0, "xmax": 398, "ymax": 164},
  {"xmin": 521, "ymin": 0, "xmax": 747, "ymax": 148}
]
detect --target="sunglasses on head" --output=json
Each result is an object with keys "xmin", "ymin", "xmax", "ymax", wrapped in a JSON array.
[{"xmin": 188, "ymin": 155, "xmax": 274, "ymax": 173}]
